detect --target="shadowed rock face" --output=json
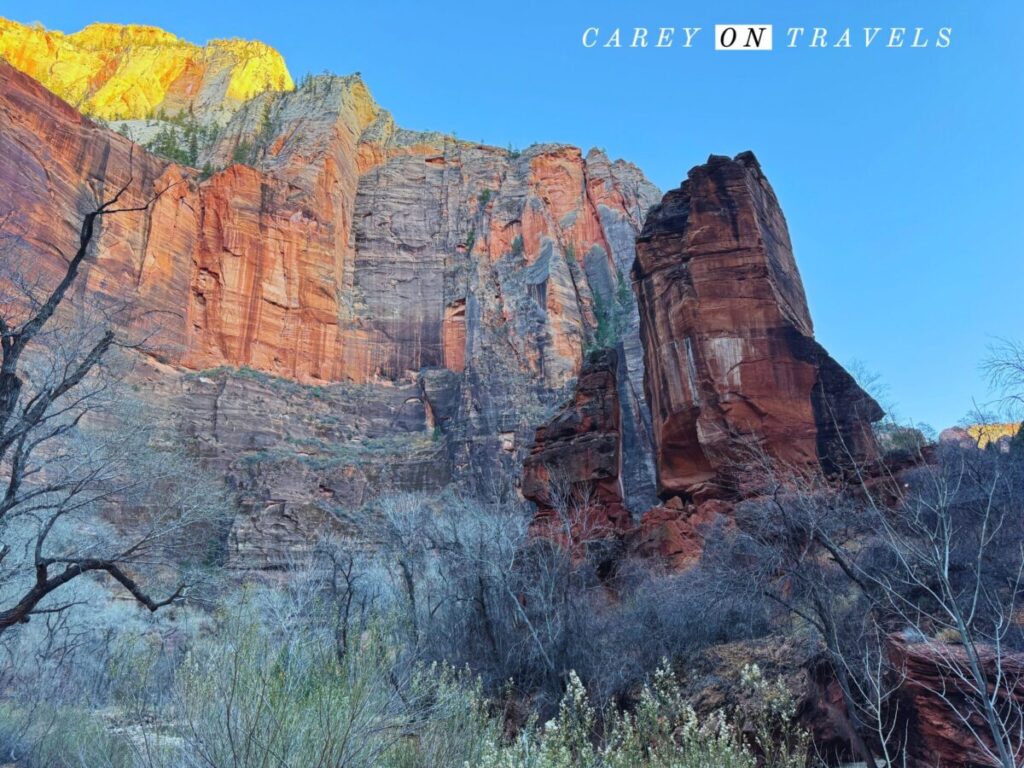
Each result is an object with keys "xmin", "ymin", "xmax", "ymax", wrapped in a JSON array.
[
  {"xmin": 521, "ymin": 349, "xmax": 631, "ymax": 539},
  {"xmin": 633, "ymin": 152, "xmax": 882, "ymax": 501}
]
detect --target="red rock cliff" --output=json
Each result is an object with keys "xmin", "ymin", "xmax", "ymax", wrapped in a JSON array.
[
  {"xmin": 0, "ymin": 50, "xmax": 661, "ymax": 559},
  {"xmin": 0, "ymin": 58, "xmax": 658, "ymax": 390},
  {"xmin": 633, "ymin": 152, "xmax": 882, "ymax": 501},
  {"xmin": 521, "ymin": 349, "xmax": 631, "ymax": 540}
]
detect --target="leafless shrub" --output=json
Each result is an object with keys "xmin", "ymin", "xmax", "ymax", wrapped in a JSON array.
[{"xmin": 983, "ymin": 338, "xmax": 1024, "ymax": 421}]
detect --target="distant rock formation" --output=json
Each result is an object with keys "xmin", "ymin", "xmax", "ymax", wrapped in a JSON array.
[
  {"xmin": 940, "ymin": 422, "xmax": 1022, "ymax": 452},
  {"xmin": 0, "ymin": 18, "xmax": 293, "ymax": 122},
  {"xmin": 633, "ymin": 152, "xmax": 883, "ymax": 501}
]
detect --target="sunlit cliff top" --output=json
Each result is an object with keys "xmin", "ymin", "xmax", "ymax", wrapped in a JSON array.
[
  {"xmin": 967, "ymin": 422, "xmax": 1021, "ymax": 449},
  {"xmin": 0, "ymin": 18, "xmax": 294, "ymax": 121}
]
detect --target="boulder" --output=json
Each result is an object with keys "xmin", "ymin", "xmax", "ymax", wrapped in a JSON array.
[{"xmin": 891, "ymin": 638, "xmax": 1024, "ymax": 767}]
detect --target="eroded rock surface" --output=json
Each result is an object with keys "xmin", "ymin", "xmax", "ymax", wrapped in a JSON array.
[
  {"xmin": 891, "ymin": 639, "xmax": 1024, "ymax": 767},
  {"xmin": 633, "ymin": 152, "xmax": 882, "ymax": 501},
  {"xmin": 521, "ymin": 349, "xmax": 631, "ymax": 539},
  {"xmin": 629, "ymin": 498, "xmax": 731, "ymax": 570},
  {"xmin": 0, "ymin": 48, "xmax": 659, "ymax": 563}
]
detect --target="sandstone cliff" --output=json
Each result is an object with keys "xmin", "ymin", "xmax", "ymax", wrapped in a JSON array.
[
  {"xmin": 0, "ymin": 36, "xmax": 660, "ymax": 561},
  {"xmin": 0, "ymin": 22, "xmax": 880, "ymax": 568},
  {"xmin": 633, "ymin": 152, "xmax": 882, "ymax": 501},
  {"xmin": 0, "ymin": 18, "xmax": 293, "ymax": 122}
]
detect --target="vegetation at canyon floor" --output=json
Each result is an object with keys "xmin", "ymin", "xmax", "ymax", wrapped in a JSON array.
[{"xmin": 0, "ymin": 584, "xmax": 809, "ymax": 768}]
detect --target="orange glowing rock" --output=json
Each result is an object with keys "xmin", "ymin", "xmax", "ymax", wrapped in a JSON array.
[{"xmin": 0, "ymin": 17, "xmax": 293, "ymax": 121}]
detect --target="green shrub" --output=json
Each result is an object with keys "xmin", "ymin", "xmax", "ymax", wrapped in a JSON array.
[
  {"xmin": 145, "ymin": 123, "xmax": 191, "ymax": 165},
  {"xmin": 0, "ymin": 603, "xmax": 810, "ymax": 768},
  {"xmin": 0, "ymin": 702, "xmax": 134, "ymax": 768},
  {"xmin": 143, "ymin": 111, "xmax": 219, "ymax": 167},
  {"xmin": 736, "ymin": 663, "xmax": 809, "ymax": 768},
  {"xmin": 586, "ymin": 270, "xmax": 635, "ymax": 353},
  {"xmin": 233, "ymin": 139, "xmax": 254, "ymax": 165},
  {"xmin": 589, "ymin": 290, "xmax": 615, "ymax": 351},
  {"xmin": 171, "ymin": 626, "xmax": 389, "ymax": 765},
  {"xmin": 469, "ymin": 661, "xmax": 807, "ymax": 768}
]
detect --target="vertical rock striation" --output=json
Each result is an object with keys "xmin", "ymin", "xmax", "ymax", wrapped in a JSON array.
[
  {"xmin": 633, "ymin": 152, "xmax": 882, "ymax": 501},
  {"xmin": 0, "ymin": 32, "xmax": 660, "ymax": 562}
]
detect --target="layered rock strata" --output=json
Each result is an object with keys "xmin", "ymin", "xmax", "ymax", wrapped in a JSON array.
[
  {"xmin": 0, "ymin": 18, "xmax": 293, "ymax": 121},
  {"xmin": 0, "ymin": 41, "xmax": 660, "ymax": 560},
  {"xmin": 891, "ymin": 639, "xmax": 1024, "ymax": 767}
]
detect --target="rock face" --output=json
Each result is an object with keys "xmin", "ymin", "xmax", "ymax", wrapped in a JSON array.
[
  {"xmin": 633, "ymin": 152, "xmax": 882, "ymax": 501},
  {"xmin": 521, "ymin": 349, "xmax": 631, "ymax": 539},
  {"xmin": 0, "ymin": 18, "xmax": 293, "ymax": 121},
  {"xmin": 891, "ymin": 639, "xmax": 1024, "ymax": 767},
  {"xmin": 629, "ymin": 498, "xmax": 731, "ymax": 570},
  {"xmin": 0, "ymin": 57, "xmax": 658, "ymax": 388},
  {"xmin": 165, "ymin": 366, "xmax": 450, "ymax": 570},
  {"xmin": 0, "ymin": 33, "xmax": 660, "ymax": 563}
]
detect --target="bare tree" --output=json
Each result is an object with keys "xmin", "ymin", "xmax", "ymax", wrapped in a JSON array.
[
  {"xmin": 984, "ymin": 338, "xmax": 1024, "ymax": 423},
  {"xmin": 705, "ymin": 455, "xmax": 882, "ymax": 765},
  {"xmin": 861, "ymin": 445, "xmax": 1024, "ymax": 768},
  {"xmin": 539, "ymin": 468, "xmax": 614, "ymax": 550},
  {"xmin": 0, "ymin": 178, "xmax": 222, "ymax": 634},
  {"xmin": 709, "ymin": 419, "xmax": 1024, "ymax": 766},
  {"xmin": 368, "ymin": 492, "xmax": 592, "ymax": 705}
]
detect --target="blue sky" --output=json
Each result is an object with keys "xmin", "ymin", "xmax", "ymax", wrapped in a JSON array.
[{"xmin": 12, "ymin": 1, "xmax": 1024, "ymax": 430}]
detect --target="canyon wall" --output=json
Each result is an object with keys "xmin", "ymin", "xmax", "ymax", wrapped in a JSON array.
[
  {"xmin": 0, "ymin": 29, "xmax": 661, "ymax": 561},
  {"xmin": 0, "ymin": 20, "xmax": 879, "ymax": 567}
]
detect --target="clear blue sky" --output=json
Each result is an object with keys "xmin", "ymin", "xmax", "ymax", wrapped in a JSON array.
[{"xmin": 12, "ymin": 1, "xmax": 1024, "ymax": 430}]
